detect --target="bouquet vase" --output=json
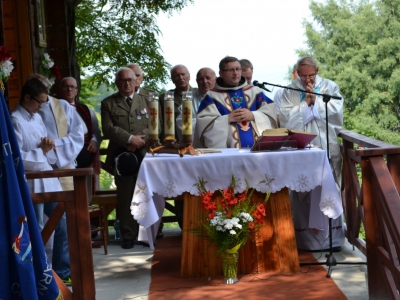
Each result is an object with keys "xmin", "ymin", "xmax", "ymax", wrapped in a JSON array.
[{"xmin": 220, "ymin": 243, "xmax": 241, "ymax": 284}]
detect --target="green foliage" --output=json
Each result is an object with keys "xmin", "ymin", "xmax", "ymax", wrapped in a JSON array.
[
  {"xmin": 99, "ymin": 169, "xmax": 115, "ymax": 190},
  {"xmin": 75, "ymin": 0, "xmax": 192, "ymax": 91},
  {"xmin": 79, "ymin": 76, "xmax": 115, "ymax": 114},
  {"xmin": 297, "ymin": 0, "xmax": 400, "ymax": 145}
]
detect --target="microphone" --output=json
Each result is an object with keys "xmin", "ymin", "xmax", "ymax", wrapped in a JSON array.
[{"xmin": 252, "ymin": 80, "xmax": 271, "ymax": 92}]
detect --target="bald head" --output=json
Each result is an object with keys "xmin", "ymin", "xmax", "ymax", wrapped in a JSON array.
[{"xmin": 196, "ymin": 68, "xmax": 216, "ymax": 94}]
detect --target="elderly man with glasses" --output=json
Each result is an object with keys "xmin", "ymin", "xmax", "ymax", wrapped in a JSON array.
[
  {"xmin": 101, "ymin": 67, "xmax": 153, "ymax": 249},
  {"xmin": 280, "ymin": 56, "xmax": 345, "ymax": 252},
  {"xmin": 196, "ymin": 56, "xmax": 277, "ymax": 148}
]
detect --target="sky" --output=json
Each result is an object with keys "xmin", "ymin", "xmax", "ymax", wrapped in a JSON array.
[{"xmin": 156, "ymin": 0, "xmax": 313, "ymax": 98}]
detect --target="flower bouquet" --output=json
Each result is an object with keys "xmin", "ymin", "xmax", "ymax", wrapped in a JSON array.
[
  {"xmin": 0, "ymin": 46, "xmax": 14, "ymax": 94},
  {"xmin": 40, "ymin": 51, "xmax": 61, "ymax": 87},
  {"xmin": 194, "ymin": 174, "xmax": 270, "ymax": 284}
]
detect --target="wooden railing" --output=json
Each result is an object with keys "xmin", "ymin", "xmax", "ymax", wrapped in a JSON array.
[
  {"xmin": 26, "ymin": 168, "xmax": 95, "ymax": 300},
  {"xmin": 340, "ymin": 129, "xmax": 400, "ymax": 299}
]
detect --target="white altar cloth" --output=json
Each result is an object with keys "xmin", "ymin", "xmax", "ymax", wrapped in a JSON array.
[{"xmin": 131, "ymin": 148, "xmax": 342, "ymax": 249}]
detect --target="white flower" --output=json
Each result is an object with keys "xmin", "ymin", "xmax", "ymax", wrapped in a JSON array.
[
  {"xmin": 0, "ymin": 58, "xmax": 14, "ymax": 79},
  {"xmin": 235, "ymin": 223, "xmax": 242, "ymax": 229},
  {"xmin": 230, "ymin": 217, "xmax": 240, "ymax": 225},
  {"xmin": 229, "ymin": 230, "xmax": 236, "ymax": 235},
  {"xmin": 238, "ymin": 212, "xmax": 253, "ymax": 222},
  {"xmin": 48, "ymin": 77, "xmax": 55, "ymax": 87},
  {"xmin": 43, "ymin": 53, "xmax": 54, "ymax": 69},
  {"xmin": 223, "ymin": 219, "xmax": 233, "ymax": 230}
]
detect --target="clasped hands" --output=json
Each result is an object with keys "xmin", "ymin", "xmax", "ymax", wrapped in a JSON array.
[
  {"xmin": 40, "ymin": 137, "xmax": 55, "ymax": 154},
  {"xmin": 305, "ymin": 82, "xmax": 316, "ymax": 106},
  {"xmin": 126, "ymin": 135, "xmax": 146, "ymax": 152},
  {"xmin": 228, "ymin": 108, "xmax": 254, "ymax": 123}
]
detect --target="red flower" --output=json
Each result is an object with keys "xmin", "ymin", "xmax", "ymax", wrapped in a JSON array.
[
  {"xmin": 252, "ymin": 210, "xmax": 264, "ymax": 225},
  {"xmin": 248, "ymin": 222, "xmax": 255, "ymax": 230},
  {"xmin": 223, "ymin": 187, "xmax": 233, "ymax": 200},
  {"xmin": 52, "ymin": 65, "xmax": 61, "ymax": 79},
  {"xmin": 237, "ymin": 191, "xmax": 247, "ymax": 202},
  {"xmin": 225, "ymin": 211, "xmax": 232, "ymax": 218},
  {"xmin": 208, "ymin": 212, "xmax": 215, "ymax": 220},
  {"xmin": 0, "ymin": 46, "xmax": 11, "ymax": 62},
  {"xmin": 256, "ymin": 204, "xmax": 266, "ymax": 217}
]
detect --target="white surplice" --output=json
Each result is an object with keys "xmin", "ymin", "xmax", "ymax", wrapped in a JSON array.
[{"xmin": 37, "ymin": 96, "xmax": 84, "ymax": 169}]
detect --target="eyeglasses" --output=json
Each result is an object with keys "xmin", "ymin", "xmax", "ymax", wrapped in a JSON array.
[
  {"xmin": 299, "ymin": 74, "xmax": 316, "ymax": 80},
  {"xmin": 62, "ymin": 85, "xmax": 78, "ymax": 90},
  {"xmin": 31, "ymin": 96, "xmax": 48, "ymax": 105},
  {"xmin": 117, "ymin": 78, "xmax": 136, "ymax": 83},
  {"xmin": 222, "ymin": 67, "xmax": 242, "ymax": 73}
]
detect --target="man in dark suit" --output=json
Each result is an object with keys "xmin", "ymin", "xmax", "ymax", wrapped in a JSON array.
[{"xmin": 101, "ymin": 67, "xmax": 149, "ymax": 249}]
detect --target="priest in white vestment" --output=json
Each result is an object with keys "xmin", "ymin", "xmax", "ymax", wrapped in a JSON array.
[{"xmin": 280, "ymin": 56, "xmax": 345, "ymax": 251}]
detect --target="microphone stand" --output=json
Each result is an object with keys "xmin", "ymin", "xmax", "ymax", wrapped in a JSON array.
[{"xmin": 263, "ymin": 81, "xmax": 366, "ymax": 278}]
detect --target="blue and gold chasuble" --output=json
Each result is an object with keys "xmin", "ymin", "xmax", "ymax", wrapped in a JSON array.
[{"xmin": 200, "ymin": 88, "xmax": 273, "ymax": 148}]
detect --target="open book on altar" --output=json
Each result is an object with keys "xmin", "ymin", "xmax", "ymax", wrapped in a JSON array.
[{"xmin": 251, "ymin": 128, "xmax": 317, "ymax": 151}]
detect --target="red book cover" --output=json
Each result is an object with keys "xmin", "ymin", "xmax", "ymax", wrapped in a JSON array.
[{"xmin": 251, "ymin": 128, "xmax": 317, "ymax": 151}]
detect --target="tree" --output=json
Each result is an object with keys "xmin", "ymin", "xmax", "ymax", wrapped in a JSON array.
[
  {"xmin": 297, "ymin": 0, "xmax": 400, "ymax": 145},
  {"xmin": 75, "ymin": 0, "xmax": 192, "ymax": 90}
]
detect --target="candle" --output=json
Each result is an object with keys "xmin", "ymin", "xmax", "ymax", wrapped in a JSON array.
[
  {"xmin": 148, "ymin": 92, "xmax": 159, "ymax": 140},
  {"xmin": 164, "ymin": 91, "xmax": 175, "ymax": 141},
  {"xmin": 182, "ymin": 91, "xmax": 193, "ymax": 143}
]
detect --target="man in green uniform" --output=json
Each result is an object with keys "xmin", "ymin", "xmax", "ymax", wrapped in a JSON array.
[{"xmin": 101, "ymin": 67, "xmax": 149, "ymax": 249}]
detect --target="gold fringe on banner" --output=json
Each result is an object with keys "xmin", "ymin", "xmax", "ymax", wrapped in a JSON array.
[{"xmin": 0, "ymin": 79, "xmax": 4, "ymax": 94}]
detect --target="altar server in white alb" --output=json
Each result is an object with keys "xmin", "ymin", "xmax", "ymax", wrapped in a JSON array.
[
  {"xmin": 31, "ymin": 73, "xmax": 83, "ymax": 285},
  {"xmin": 280, "ymin": 56, "xmax": 345, "ymax": 251},
  {"xmin": 196, "ymin": 56, "xmax": 277, "ymax": 148},
  {"xmin": 11, "ymin": 78, "xmax": 63, "ymax": 231}
]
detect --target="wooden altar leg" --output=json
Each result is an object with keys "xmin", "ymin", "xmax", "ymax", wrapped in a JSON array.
[
  {"xmin": 181, "ymin": 192, "xmax": 202, "ymax": 277},
  {"xmin": 268, "ymin": 188, "xmax": 300, "ymax": 273},
  {"xmin": 181, "ymin": 192, "xmax": 221, "ymax": 278}
]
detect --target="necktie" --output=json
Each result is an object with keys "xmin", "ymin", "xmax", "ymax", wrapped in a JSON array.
[{"xmin": 126, "ymin": 97, "xmax": 132, "ymax": 107}]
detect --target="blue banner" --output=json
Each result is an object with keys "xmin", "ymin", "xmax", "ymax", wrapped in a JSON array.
[{"xmin": 0, "ymin": 90, "xmax": 61, "ymax": 299}]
